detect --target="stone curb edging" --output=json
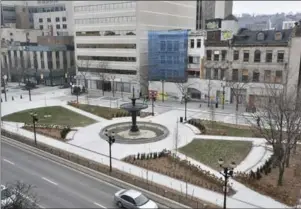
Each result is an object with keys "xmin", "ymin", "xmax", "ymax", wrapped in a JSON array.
[{"xmin": 1, "ymin": 131, "xmax": 201, "ymax": 209}]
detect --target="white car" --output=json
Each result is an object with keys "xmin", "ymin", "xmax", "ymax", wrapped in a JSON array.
[
  {"xmin": 1, "ymin": 185, "xmax": 16, "ymax": 207},
  {"xmin": 114, "ymin": 189, "xmax": 158, "ymax": 209}
]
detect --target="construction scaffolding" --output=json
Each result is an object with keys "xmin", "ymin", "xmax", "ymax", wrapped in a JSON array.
[{"xmin": 148, "ymin": 30, "xmax": 188, "ymax": 82}]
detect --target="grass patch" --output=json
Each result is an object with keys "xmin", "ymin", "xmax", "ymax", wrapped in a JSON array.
[
  {"xmin": 179, "ymin": 139, "xmax": 253, "ymax": 170},
  {"xmin": 2, "ymin": 106, "xmax": 96, "ymax": 127},
  {"xmin": 70, "ymin": 104, "xmax": 130, "ymax": 120}
]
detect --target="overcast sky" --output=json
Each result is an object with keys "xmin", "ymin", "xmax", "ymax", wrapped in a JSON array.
[{"xmin": 233, "ymin": 1, "xmax": 301, "ymax": 15}]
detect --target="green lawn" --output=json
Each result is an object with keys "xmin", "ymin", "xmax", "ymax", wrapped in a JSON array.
[
  {"xmin": 71, "ymin": 104, "xmax": 129, "ymax": 120},
  {"xmin": 179, "ymin": 139, "xmax": 253, "ymax": 170},
  {"xmin": 2, "ymin": 106, "xmax": 96, "ymax": 127},
  {"xmin": 202, "ymin": 120, "xmax": 255, "ymax": 137}
]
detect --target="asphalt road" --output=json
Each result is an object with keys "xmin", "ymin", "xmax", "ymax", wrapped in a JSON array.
[{"xmin": 1, "ymin": 141, "xmax": 120, "ymax": 208}]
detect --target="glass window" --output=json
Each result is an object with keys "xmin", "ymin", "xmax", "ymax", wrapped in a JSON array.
[
  {"xmin": 39, "ymin": 25, "xmax": 43, "ymax": 30},
  {"xmin": 160, "ymin": 41, "xmax": 166, "ymax": 51},
  {"xmin": 221, "ymin": 50, "xmax": 227, "ymax": 61},
  {"xmin": 206, "ymin": 50, "xmax": 212, "ymax": 60},
  {"xmin": 243, "ymin": 50, "xmax": 249, "ymax": 62},
  {"xmin": 213, "ymin": 69, "xmax": 218, "ymax": 79},
  {"xmin": 232, "ymin": 69, "xmax": 238, "ymax": 81},
  {"xmin": 56, "ymin": 24, "xmax": 60, "ymax": 29},
  {"xmin": 174, "ymin": 56, "xmax": 179, "ymax": 64},
  {"xmin": 188, "ymin": 56, "xmax": 193, "ymax": 64},
  {"xmin": 206, "ymin": 68, "xmax": 211, "ymax": 79},
  {"xmin": 190, "ymin": 39, "xmax": 194, "ymax": 48},
  {"xmin": 264, "ymin": 70, "xmax": 271, "ymax": 83},
  {"xmin": 254, "ymin": 50, "xmax": 261, "ymax": 62},
  {"xmin": 266, "ymin": 50, "xmax": 273, "ymax": 62},
  {"xmin": 214, "ymin": 52, "xmax": 219, "ymax": 61},
  {"xmin": 62, "ymin": 17, "xmax": 66, "ymax": 22},
  {"xmin": 39, "ymin": 18, "xmax": 43, "ymax": 23},
  {"xmin": 277, "ymin": 51, "xmax": 284, "ymax": 63},
  {"xmin": 167, "ymin": 41, "xmax": 172, "ymax": 51},
  {"xmin": 167, "ymin": 56, "xmax": 172, "ymax": 64},
  {"xmin": 173, "ymin": 41, "xmax": 179, "ymax": 51},
  {"xmin": 252, "ymin": 71, "xmax": 260, "ymax": 82},
  {"xmin": 242, "ymin": 69, "xmax": 248, "ymax": 82},
  {"xmin": 63, "ymin": 24, "xmax": 67, "ymax": 29},
  {"xmin": 55, "ymin": 17, "xmax": 60, "ymax": 22},
  {"xmin": 197, "ymin": 39, "xmax": 201, "ymax": 48},
  {"xmin": 160, "ymin": 55, "xmax": 165, "ymax": 64},
  {"xmin": 275, "ymin": 71, "xmax": 282, "ymax": 83},
  {"xmin": 47, "ymin": 18, "xmax": 51, "ymax": 22}
]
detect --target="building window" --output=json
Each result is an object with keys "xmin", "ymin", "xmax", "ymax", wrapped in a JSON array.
[
  {"xmin": 206, "ymin": 50, "xmax": 212, "ymax": 61},
  {"xmin": 254, "ymin": 50, "xmax": 261, "ymax": 62},
  {"xmin": 266, "ymin": 50, "xmax": 273, "ymax": 62},
  {"xmin": 196, "ymin": 39, "xmax": 201, "ymax": 48},
  {"xmin": 189, "ymin": 56, "xmax": 193, "ymax": 64},
  {"xmin": 167, "ymin": 41, "xmax": 172, "ymax": 52},
  {"xmin": 233, "ymin": 50, "xmax": 239, "ymax": 61},
  {"xmin": 275, "ymin": 71, "xmax": 282, "ymax": 83},
  {"xmin": 56, "ymin": 24, "xmax": 60, "ymax": 29},
  {"xmin": 173, "ymin": 41, "xmax": 179, "ymax": 51},
  {"xmin": 167, "ymin": 56, "xmax": 172, "ymax": 64},
  {"xmin": 214, "ymin": 51, "xmax": 219, "ymax": 61},
  {"xmin": 206, "ymin": 68, "xmax": 211, "ymax": 79},
  {"xmin": 63, "ymin": 24, "xmax": 67, "ymax": 29},
  {"xmin": 39, "ymin": 18, "xmax": 43, "ymax": 23},
  {"xmin": 62, "ymin": 17, "xmax": 66, "ymax": 22},
  {"xmin": 220, "ymin": 69, "xmax": 225, "ymax": 80},
  {"xmin": 190, "ymin": 39, "xmax": 194, "ymax": 48},
  {"xmin": 213, "ymin": 69, "xmax": 218, "ymax": 80},
  {"xmin": 232, "ymin": 69, "xmax": 238, "ymax": 81},
  {"xmin": 39, "ymin": 25, "xmax": 43, "ymax": 30},
  {"xmin": 160, "ymin": 41, "xmax": 166, "ymax": 51},
  {"xmin": 56, "ymin": 17, "xmax": 60, "ymax": 22},
  {"xmin": 242, "ymin": 69, "xmax": 249, "ymax": 82},
  {"xmin": 243, "ymin": 50, "xmax": 249, "ymax": 62},
  {"xmin": 253, "ymin": 71, "xmax": 260, "ymax": 82},
  {"xmin": 264, "ymin": 70, "xmax": 271, "ymax": 83},
  {"xmin": 47, "ymin": 18, "xmax": 51, "ymax": 22},
  {"xmin": 221, "ymin": 50, "xmax": 227, "ymax": 61},
  {"xmin": 277, "ymin": 51, "xmax": 284, "ymax": 63}
]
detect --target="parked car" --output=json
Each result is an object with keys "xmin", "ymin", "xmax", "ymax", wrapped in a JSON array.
[
  {"xmin": 114, "ymin": 189, "xmax": 158, "ymax": 209},
  {"xmin": 59, "ymin": 83, "xmax": 71, "ymax": 89},
  {"xmin": 1, "ymin": 185, "xmax": 16, "ymax": 207},
  {"xmin": 22, "ymin": 81, "xmax": 36, "ymax": 90}
]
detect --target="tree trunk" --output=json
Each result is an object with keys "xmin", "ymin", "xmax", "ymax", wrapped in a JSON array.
[
  {"xmin": 277, "ymin": 162, "xmax": 285, "ymax": 186},
  {"xmin": 285, "ymin": 148, "xmax": 291, "ymax": 168},
  {"xmin": 293, "ymin": 138, "xmax": 298, "ymax": 155},
  {"xmin": 236, "ymin": 96, "xmax": 239, "ymax": 111}
]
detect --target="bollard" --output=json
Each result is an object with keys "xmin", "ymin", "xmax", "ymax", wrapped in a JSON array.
[
  {"xmin": 20, "ymin": 95, "xmax": 23, "ymax": 99},
  {"xmin": 12, "ymin": 96, "xmax": 14, "ymax": 101}
]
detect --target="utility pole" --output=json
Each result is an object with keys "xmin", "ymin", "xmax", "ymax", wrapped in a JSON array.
[{"xmin": 207, "ymin": 79, "xmax": 211, "ymax": 107}]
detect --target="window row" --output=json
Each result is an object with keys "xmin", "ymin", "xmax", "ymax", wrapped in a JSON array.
[
  {"xmin": 39, "ymin": 24, "xmax": 67, "ymax": 30},
  {"xmin": 206, "ymin": 50, "xmax": 227, "ymax": 61},
  {"xmin": 190, "ymin": 39, "xmax": 202, "ymax": 48},
  {"xmin": 39, "ymin": 16, "xmax": 66, "ymax": 23},
  {"xmin": 159, "ymin": 41, "xmax": 185, "ymax": 52},
  {"xmin": 76, "ymin": 30, "xmax": 136, "ymax": 36},
  {"xmin": 77, "ymin": 44, "xmax": 136, "ymax": 49},
  {"xmin": 74, "ymin": 2, "xmax": 135, "ymax": 12},
  {"xmin": 160, "ymin": 55, "xmax": 182, "ymax": 64},
  {"xmin": 77, "ymin": 56, "xmax": 136, "ymax": 62},
  {"xmin": 29, "ymin": 6, "xmax": 65, "ymax": 14},
  {"xmin": 188, "ymin": 56, "xmax": 200, "ymax": 64},
  {"xmin": 78, "ymin": 67, "xmax": 137, "ymax": 75},
  {"xmin": 233, "ymin": 50, "xmax": 285, "ymax": 63},
  {"xmin": 75, "ymin": 16, "xmax": 136, "ymax": 25}
]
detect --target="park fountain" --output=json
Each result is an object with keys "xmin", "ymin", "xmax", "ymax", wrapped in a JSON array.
[
  {"xmin": 120, "ymin": 87, "xmax": 148, "ymax": 134},
  {"xmin": 99, "ymin": 87, "xmax": 169, "ymax": 144}
]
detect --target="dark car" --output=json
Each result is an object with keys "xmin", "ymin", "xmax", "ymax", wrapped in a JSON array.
[
  {"xmin": 22, "ymin": 81, "xmax": 36, "ymax": 90},
  {"xmin": 59, "ymin": 83, "xmax": 71, "ymax": 89}
]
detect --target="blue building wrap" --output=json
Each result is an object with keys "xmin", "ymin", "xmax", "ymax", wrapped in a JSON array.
[{"xmin": 148, "ymin": 30, "xmax": 188, "ymax": 82}]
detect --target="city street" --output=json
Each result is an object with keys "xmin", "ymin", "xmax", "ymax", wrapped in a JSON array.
[{"xmin": 1, "ymin": 140, "xmax": 120, "ymax": 208}]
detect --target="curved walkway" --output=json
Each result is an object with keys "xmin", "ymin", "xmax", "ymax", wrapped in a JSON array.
[{"xmin": 1, "ymin": 94, "xmax": 288, "ymax": 208}]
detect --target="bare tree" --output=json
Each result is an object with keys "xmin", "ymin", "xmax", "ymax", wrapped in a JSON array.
[
  {"xmin": 77, "ymin": 60, "xmax": 91, "ymax": 92},
  {"xmin": 3, "ymin": 181, "xmax": 39, "ymax": 209},
  {"xmin": 209, "ymin": 101, "xmax": 215, "ymax": 128},
  {"xmin": 247, "ymin": 80, "xmax": 301, "ymax": 186},
  {"xmin": 226, "ymin": 78, "xmax": 249, "ymax": 111},
  {"xmin": 97, "ymin": 62, "xmax": 109, "ymax": 96},
  {"xmin": 207, "ymin": 78, "xmax": 212, "ymax": 107}
]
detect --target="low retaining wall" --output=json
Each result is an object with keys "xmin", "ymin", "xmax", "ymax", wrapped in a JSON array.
[{"xmin": 1, "ymin": 129, "xmax": 214, "ymax": 209}]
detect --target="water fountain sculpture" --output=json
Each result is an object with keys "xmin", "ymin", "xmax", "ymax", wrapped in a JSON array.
[{"xmin": 120, "ymin": 87, "xmax": 148, "ymax": 134}]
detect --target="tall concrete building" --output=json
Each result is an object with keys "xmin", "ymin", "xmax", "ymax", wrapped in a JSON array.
[
  {"xmin": 196, "ymin": 0, "xmax": 233, "ymax": 30},
  {"xmin": 73, "ymin": 1, "xmax": 196, "ymax": 94}
]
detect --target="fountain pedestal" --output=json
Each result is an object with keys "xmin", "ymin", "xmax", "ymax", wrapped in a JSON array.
[{"xmin": 120, "ymin": 87, "xmax": 148, "ymax": 134}]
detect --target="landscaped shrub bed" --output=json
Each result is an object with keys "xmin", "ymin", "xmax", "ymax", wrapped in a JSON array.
[{"xmin": 124, "ymin": 150, "xmax": 235, "ymax": 195}]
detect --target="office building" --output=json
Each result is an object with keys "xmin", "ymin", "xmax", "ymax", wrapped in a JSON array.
[{"xmin": 73, "ymin": 1, "xmax": 196, "ymax": 94}]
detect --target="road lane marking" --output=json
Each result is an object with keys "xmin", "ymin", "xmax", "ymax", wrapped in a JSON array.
[
  {"xmin": 42, "ymin": 177, "xmax": 58, "ymax": 186},
  {"xmin": 93, "ymin": 202, "xmax": 106, "ymax": 208},
  {"xmin": 3, "ymin": 158, "xmax": 15, "ymax": 165}
]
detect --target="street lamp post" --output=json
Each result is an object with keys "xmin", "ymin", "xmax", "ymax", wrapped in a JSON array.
[
  {"xmin": 104, "ymin": 129, "xmax": 115, "ymax": 173},
  {"xmin": 2, "ymin": 75, "xmax": 7, "ymax": 102},
  {"xmin": 161, "ymin": 79, "xmax": 165, "ymax": 102},
  {"xmin": 65, "ymin": 73, "xmax": 68, "ymax": 84},
  {"xmin": 30, "ymin": 112, "xmax": 39, "ymax": 146},
  {"xmin": 184, "ymin": 94, "xmax": 188, "ymax": 121},
  {"xmin": 150, "ymin": 92, "xmax": 156, "ymax": 116},
  {"xmin": 221, "ymin": 83, "xmax": 226, "ymax": 109},
  {"xmin": 218, "ymin": 158, "xmax": 236, "ymax": 209}
]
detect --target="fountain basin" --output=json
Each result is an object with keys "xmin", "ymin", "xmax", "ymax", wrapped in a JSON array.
[{"xmin": 99, "ymin": 121, "xmax": 169, "ymax": 144}]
